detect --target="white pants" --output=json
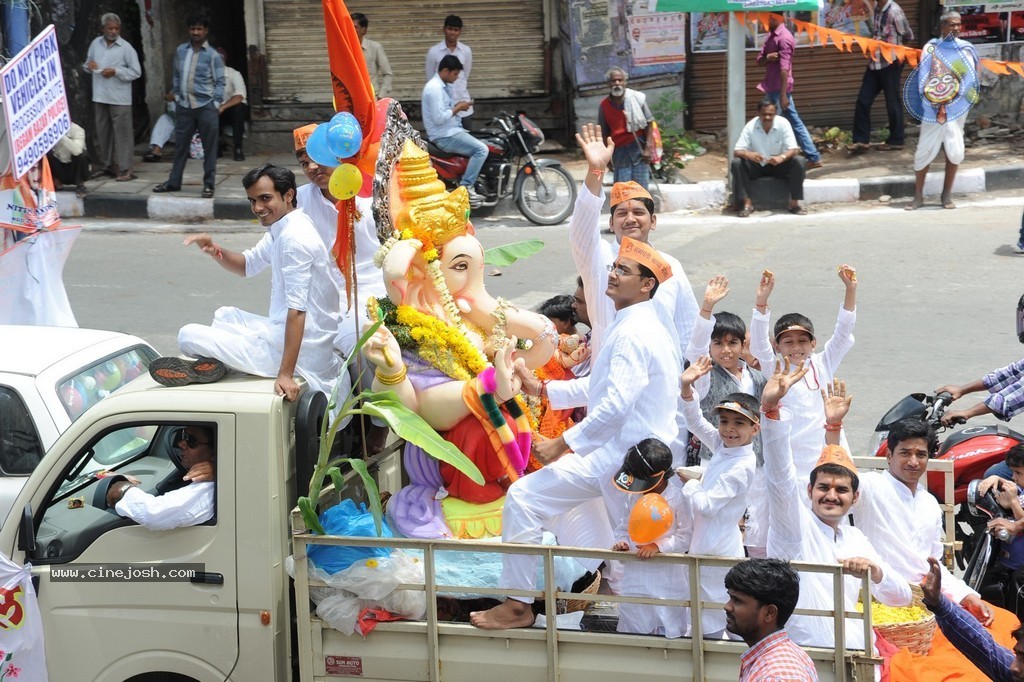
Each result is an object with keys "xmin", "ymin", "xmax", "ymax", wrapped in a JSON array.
[
  {"xmin": 150, "ymin": 113, "xmax": 175, "ymax": 149},
  {"xmin": 500, "ymin": 452, "xmax": 625, "ymax": 603},
  {"xmin": 914, "ymin": 118, "xmax": 966, "ymax": 171},
  {"xmin": 179, "ymin": 306, "xmax": 347, "ymax": 401}
]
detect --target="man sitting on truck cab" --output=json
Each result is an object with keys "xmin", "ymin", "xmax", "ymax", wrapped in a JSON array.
[{"xmin": 105, "ymin": 425, "xmax": 216, "ymax": 531}]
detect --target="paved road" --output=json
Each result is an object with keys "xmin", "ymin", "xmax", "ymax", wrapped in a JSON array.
[{"xmin": 63, "ymin": 192, "xmax": 1024, "ymax": 451}]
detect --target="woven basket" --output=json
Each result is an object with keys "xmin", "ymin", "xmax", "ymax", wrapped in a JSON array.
[
  {"xmin": 872, "ymin": 585, "xmax": 936, "ymax": 656},
  {"xmin": 557, "ymin": 570, "xmax": 602, "ymax": 614}
]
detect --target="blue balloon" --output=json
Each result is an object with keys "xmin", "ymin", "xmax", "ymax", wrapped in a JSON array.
[
  {"xmin": 330, "ymin": 111, "xmax": 358, "ymax": 129},
  {"xmin": 326, "ymin": 121, "xmax": 363, "ymax": 160},
  {"xmin": 306, "ymin": 123, "xmax": 336, "ymax": 167}
]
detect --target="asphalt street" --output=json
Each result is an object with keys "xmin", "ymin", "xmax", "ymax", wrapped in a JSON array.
[{"xmin": 63, "ymin": 192, "xmax": 1024, "ymax": 452}]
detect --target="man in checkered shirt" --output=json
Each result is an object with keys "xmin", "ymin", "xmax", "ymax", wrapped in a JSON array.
[{"xmin": 725, "ymin": 558, "xmax": 818, "ymax": 681}]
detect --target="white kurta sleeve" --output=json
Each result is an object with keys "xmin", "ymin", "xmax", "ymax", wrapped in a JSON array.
[
  {"xmin": 671, "ymin": 269, "xmax": 700, "ymax": 355},
  {"xmin": 244, "ymin": 232, "xmax": 274, "ymax": 277},
  {"xmin": 819, "ymin": 305, "xmax": 856, "ymax": 376},
  {"xmin": 682, "ymin": 467, "xmax": 750, "ymax": 520},
  {"xmin": 568, "ymin": 186, "xmax": 614, "ymax": 357},
  {"xmin": 685, "ymin": 314, "xmax": 714, "ymax": 396},
  {"xmin": 115, "ymin": 482, "xmax": 215, "ymax": 531},
  {"xmin": 546, "ymin": 376, "xmax": 590, "ymax": 410},
  {"xmin": 563, "ymin": 342, "xmax": 649, "ymax": 455},
  {"xmin": 680, "ymin": 392, "xmax": 721, "ymax": 452},
  {"xmin": 750, "ymin": 308, "xmax": 776, "ymax": 376},
  {"xmin": 760, "ymin": 416, "xmax": 804, "ymax": 558}
]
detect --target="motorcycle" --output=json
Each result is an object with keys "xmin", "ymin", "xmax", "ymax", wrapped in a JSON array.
[
  {"xmin": 427, "ymin": 112, "xmax": 576, "ymax": 226},
  {"xmin": 872, "ymin": 391, "xmax": 1024, "ymax": 567}
]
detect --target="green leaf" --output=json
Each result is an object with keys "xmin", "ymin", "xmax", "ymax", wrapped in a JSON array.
[
  {"xmin": 298, "ymin": 495, "xmax": 325, "ymax": 535},
  {"xmin": 483, "ymin": 240, "xmax": 544, "ymax": 266},
  {"xmin": 343, "ymin": 458, "xmax": 384, "ymax": 537},
  {"xmin": 359, "ymin": 391, "xmax": 484, "ymax": 485}
]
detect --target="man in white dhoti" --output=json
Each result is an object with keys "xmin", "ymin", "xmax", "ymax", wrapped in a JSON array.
[
  {"xmin": 760, "ymin": 362, "xmax": 911, "ymax": 651},
  {"xmin": 906, "ymin": 10, "xmax": 979, "ymax": 211},
  {"xmin": 152, "ymin": 163, "xmax": 344, "ymax": 402},
  {"xmin": 469, "ymin": 237, "xmax": 680, "ymax": 630}
]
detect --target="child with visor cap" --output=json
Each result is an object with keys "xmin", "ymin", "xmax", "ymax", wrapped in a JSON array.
[{"xmin": 679, "ymin": 356, "xmax": 758, "ymax": 639}]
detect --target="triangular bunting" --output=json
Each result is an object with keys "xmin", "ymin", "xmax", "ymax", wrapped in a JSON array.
[
  {"xmin": 879, "ymin": 44, "xmax": 895, "ymax": 63},
  {"xmin": 982, "ymin": 59, "xmax": 1011, "ymax": 75},
  {"xmin": 905, "ymin": 50, "xmax": 919, "ymax": 67},
  {"xmin": 853, "ymin": 36, "xmax": 869, "ymax": 54},
  {"xmin": 1009, "ymin": 62, "xmax": 1024, "ymax": 78}
]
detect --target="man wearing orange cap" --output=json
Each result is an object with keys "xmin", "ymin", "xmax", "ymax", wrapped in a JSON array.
[
  {"xmin": 293, "ymin": 124, "xmax": 386, "ymax": 361},
  {"xmin": 471, "ymin": 237, "xmax": 680, "ymax": 631},
  {"xmin": 541, "ymin": 123, "xmax": 698, "ymax": 465},
  {"xmin": 758, "ymin": 362, "xmax": 912, "ymax": 652}
]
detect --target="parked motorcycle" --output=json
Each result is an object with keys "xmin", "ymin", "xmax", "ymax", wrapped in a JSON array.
[
  {"xmin": 427, "ymin": 112, "xmax": 576, "ymax": 226},
  {"xmin": 872, "ymin": 391, "xmax": 1024, "ymax": 566}
]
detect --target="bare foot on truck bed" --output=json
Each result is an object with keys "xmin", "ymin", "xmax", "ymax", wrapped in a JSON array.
[{"xmin": 469, "ymin": 599, "xmax": 536, "ymax": 629}]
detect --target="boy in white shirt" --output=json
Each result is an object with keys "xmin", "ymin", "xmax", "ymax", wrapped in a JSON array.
[
  {"xmin": 679, "ymin": 356, "xmax": 758, "ymax": 639},
  {"xmin": 610, "ymin": 438, "xmax": 692, "ymax": 638},
  {"xmin": 749, "ymin": 266, "xmax": 857, "ymax": 480}
]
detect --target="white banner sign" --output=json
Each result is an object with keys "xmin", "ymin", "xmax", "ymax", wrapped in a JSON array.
[{"xmin": 0, "ymin": 26, "xmax": 71, "ymax": 180}]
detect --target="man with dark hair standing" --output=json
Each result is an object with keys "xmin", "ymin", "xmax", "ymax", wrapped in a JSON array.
[
  {"xmin": 425, "ymin": 15, "xmax": 473, "ymax": 126},
  {"xmin": 152, "ymin": 164, "xmax": 343, "ymax": 403},
  {"xmin": 154, "ymin": 15, "xmax": 225, "ymax": 198},
  {"xmin": 757, "ymin": 14, "xmax": 822, "ymax": 170},
  {"xmin": 850, "ymin": 0, "xmax": 914, "ymax": 153},
  {"xmin": 351, "ymin": 13, "xmax": 392, "ymax": 99},
  {"xmin": 725, "ymin": 558, "xmax": 818, "ymax": 681},
  {"xmin": 421, "ymin": 54, "xmax": 486, "ymax": 207},
  {"xmin": 84, "ymin": 13, "xmax": 141, "ymax": 182}
]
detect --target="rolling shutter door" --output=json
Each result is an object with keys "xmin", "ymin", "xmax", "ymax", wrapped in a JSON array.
[{"xmin": 263, "ymin": 0, "xmax": 546, "ymax": 104}]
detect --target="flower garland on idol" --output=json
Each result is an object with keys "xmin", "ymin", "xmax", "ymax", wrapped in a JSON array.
[{"xmin": 372, "ymin": 141, "xmax": 531, "ymax": 482}]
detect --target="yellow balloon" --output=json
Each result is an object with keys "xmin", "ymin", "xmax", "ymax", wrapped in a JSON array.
[
  {"xmin": 628, "ymin": 493, "xmax": 674, "ymax": 545},
  {"xmin": 329, "ymin": 163, "xmax": 363, "ymax": 200}
]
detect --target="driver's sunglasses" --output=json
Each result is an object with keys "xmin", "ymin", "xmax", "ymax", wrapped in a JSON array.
[{"xmin": 173, "ymin": 427, "xmax": 210, "ymax": 449}]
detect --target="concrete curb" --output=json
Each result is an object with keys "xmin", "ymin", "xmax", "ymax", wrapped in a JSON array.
[{"xmin": 58, "ymin": 164, "xmax": 1023, "ymax": 222}]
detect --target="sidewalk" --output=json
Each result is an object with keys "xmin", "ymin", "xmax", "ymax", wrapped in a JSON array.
[{"xmin": 57, "ymin": 136, "xmax": 1024, "ymax": 222}]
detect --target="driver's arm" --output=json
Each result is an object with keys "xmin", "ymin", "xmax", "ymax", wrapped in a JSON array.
[{"xmin": 114, "ymin": 483, "xmax": 215, "ymax": 531}]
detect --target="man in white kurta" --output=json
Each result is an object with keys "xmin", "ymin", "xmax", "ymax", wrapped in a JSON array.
[
  {"xmin": 470, "ymin": 238, "xmax": 680, "ymax": 630},
  {"xmin": 851, "ymin": 418, "xmax": 991, "ymax": 624},
  {"xmin": 760, "ymin": 372, "xmax": 911, "ymax": 651},
  {"xmin": 547, "ymin": 123, "xmax": 699, "ymax": 464},
  {"xmin": 293, "ymin": 123, "xmax": 387, "ymax": 361},
  {"xmin": 178, "ymin": 164, "xmax": 344, "ymax": 402}
]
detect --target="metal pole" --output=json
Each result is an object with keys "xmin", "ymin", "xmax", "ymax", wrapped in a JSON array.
[{"xmin": 726, "ymin": 12, "xmax": 747, "ymax": 195}]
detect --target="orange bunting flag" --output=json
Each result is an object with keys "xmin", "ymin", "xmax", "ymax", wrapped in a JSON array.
[
  {"xmin": 321, "ymin": 0, "xmax": 375, "ymax": 306},
  {"xmin": 1010, "ymin": 63, "xmax": 1024, "ymax": 78},
  {"xmin": 982, "ymin": 59, "xmax": 1012, "ymax": 75},
  {"xmin": 853, "ymin": 36, "xmax": 868, "ymax": 54}
]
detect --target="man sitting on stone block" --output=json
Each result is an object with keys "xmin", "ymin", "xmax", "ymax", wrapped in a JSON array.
[{"xmin": 731, "ymin": 97, "xmax": 807, "ymax": 217}]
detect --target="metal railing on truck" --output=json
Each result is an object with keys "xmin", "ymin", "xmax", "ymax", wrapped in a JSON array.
[{"xmin": 291, "ymin": 512, "xmax": 879, "ymax": 681}]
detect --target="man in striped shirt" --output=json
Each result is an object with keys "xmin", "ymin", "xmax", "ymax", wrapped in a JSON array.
[{"xmin": 725, "ymin": 558, "xmax": 818, "ymax": 681}]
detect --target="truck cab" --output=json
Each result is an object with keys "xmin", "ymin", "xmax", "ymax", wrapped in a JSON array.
[{"xmin": 1, "ymin": 373, "xmax": 314, "ymax": 680}]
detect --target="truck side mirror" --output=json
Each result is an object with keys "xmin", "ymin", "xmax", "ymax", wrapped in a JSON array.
[
  {"xmin": 17, "ymin": 504, "xmax": 35, "ymax": 553},
  {"xmin": 295, "ymin": 389, "xmax": 328, "ymax": 502}
]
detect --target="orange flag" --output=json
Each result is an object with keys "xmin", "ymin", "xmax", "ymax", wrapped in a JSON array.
[
  {"xmin": 853, "ymin": 36, "xmax": 868, "ymax": 54},
  {"xmin": 321, "ymin": 0, "xmax": 375, "ymax": 305},
  {"xmin": 982, "ymin": 58, "xmax": 1011, "ymax": 75},
  {"xmin": 1009, "ymin": 62, "xmax": 1024, "ymax": 78}
]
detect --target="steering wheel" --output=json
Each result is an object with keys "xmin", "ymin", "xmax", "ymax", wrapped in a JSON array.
[{"xmin": 166, "ymin": 428, "xmax": 189, "ymax": 476}]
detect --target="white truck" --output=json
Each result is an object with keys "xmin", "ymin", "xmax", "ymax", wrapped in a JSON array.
[{"xmin": 4, "ymin": 374, "xmax": 884, "ymax": 681}]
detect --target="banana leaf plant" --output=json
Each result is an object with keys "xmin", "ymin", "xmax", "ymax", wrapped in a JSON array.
[{"xmin": 297, "ymin": 316, "xmax": 484, "ymax": 537}]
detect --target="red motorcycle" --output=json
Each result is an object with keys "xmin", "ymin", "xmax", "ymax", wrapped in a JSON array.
[
  {"xmin": 872, "ymin": 391, "xmax": 1024, "ymax": 565},
  {"xmin": 427, "ymin": 112, "xmax": 576, "ymax": 226}
]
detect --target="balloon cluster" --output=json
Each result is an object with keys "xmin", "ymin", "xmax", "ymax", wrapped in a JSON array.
[
  {"xmin": 304, "ymin": 100, "xmax": 391, "ymax": 202},
  {"xmin": 305, "ymin": 112, "xmax": 363, "ymax": 200}
]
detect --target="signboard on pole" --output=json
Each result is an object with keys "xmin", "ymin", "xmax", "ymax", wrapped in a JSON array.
[
  {"xmin": 656, "ymin": 0, "xmax": 822, "ymax": 11},
  {"xmin": 0, "ymin": 25, "xmax": 70, "ymax": 179}
]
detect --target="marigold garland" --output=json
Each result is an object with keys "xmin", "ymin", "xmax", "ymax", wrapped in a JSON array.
[{"xmin": 375, "ymin": 297, "xmax": 489, "ymax": 381}]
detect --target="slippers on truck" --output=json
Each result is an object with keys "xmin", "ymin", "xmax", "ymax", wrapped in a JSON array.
[{"xmin": 150, "ymin": 357, "xmax": 227, "ymax": 387}]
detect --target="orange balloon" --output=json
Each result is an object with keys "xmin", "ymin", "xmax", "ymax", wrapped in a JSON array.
[{"xmin": 628, "ymin": 493, "xmax": 674, "ymax": 545}]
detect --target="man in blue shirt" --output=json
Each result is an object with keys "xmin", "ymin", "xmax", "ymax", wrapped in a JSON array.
[
  {"xmin": 421, "ymin": 55, "xmax": 486, "ymax": 208},
  {"xmin": 921, "ymin": 556, "xmax": 1024, "ymax": 681},
  {"xmin": 154, "ymin": 14, "xmax": 225, "ymax": 199}
]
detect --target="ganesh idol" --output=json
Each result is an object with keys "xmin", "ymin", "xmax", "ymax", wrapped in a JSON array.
[{"xmin": 361, "ymin": 139, "xmax": 557, "ymax": 540}]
